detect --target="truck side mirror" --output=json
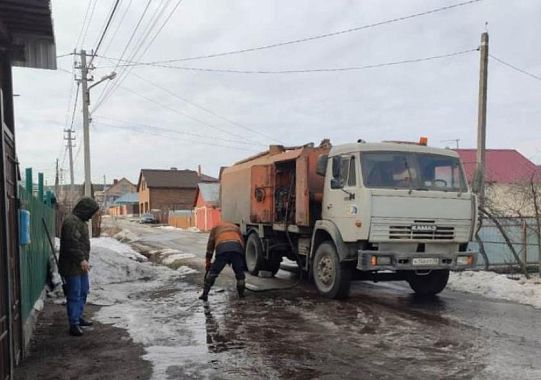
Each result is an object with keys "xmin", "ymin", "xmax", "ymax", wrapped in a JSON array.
[{"xmin": 316, "ymin": 154, "xmax": 328, "ymax": 176}]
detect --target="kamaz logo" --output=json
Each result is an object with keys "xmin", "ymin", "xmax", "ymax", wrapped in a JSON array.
[{"xmin": 411, "ymin": 224, "xmax": 437, "ymax": 232}]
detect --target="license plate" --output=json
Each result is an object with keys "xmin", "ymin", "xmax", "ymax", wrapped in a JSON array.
[{"xmin": 412, "ymin": 257, "xmax": 440, "ymax": 266}]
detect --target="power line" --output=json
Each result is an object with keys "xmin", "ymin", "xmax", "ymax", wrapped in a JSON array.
[
  {"xmin": 103, "ymin": 0, "xmax": 484, "ymax": 66},
  {"xmin": 490, "ymin": 54, "xmax": 541, "ymax": 82},
  {"xmin": 121, "ymin": 67, "xmax": 284, "ymax": 143},
  {"xmin": 94, "ymin": 0, "xmax": 184, "ymax": 112},
  {"xmin": 102, "ymin": 48, "xmax": 477, "ymax": 74},
  {"xmin": 95, "ymin": 0, "xmax": 172, "ymax": 107},
  {"xmin": 69, "ymin": 82, "xmax": 81, "ymax": 131},
  {"xmin": 92, "ymin": 121, "xmax": 256, "ymax": 152},
  {"xmin": 56, "ymin": 52, "xmax": 74, "ymax": 58},
  {"xmin": 92, "ymin": 0, "xmax": 154, "ymax": 110},
  {"xmin": 93, "ymin": 118, "xmax": 259, "ymax": 148},
  {"xmin": 77, "ymin": 0, "xmax": 98, "ymax": 49},
  {"xmin": 109, "ymin": 84, "xmax": 265, "ymax": 146},
  {"xmin": 89, "ymin": 0, "xmax": 122, "ymax": 65},
  {"xmin": 100, "ymin": 0, "xmax": 134, "ymax": 57}
]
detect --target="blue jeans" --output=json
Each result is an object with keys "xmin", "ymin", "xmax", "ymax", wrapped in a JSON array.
[{"xmin": 65, "ymin": 274, "xmax": 89, "ymax": 326}]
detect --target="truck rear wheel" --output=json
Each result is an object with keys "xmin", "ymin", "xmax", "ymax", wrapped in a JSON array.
[
  {"xmin": 245, "ymin": 233, "xmax": 263, "ymax": 276},
  {"xmin": 313, "ymin": 241, "xmax": 352, "ymax": 299},
  {"xmin": 407, "ymin": 269, "xmax": 449, "ymax": 296}
]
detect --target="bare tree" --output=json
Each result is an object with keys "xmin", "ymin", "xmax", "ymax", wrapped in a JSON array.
[{"xmin": 484, "ymin": 173, "xmax": 541, "ymax": 276}]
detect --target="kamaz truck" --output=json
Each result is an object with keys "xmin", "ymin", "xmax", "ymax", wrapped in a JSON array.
[{"xmin": 220, "ymin": 139, "xmax": 476, "ymax": 298}]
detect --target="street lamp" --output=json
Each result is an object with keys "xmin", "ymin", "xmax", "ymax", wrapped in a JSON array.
[{"xmin": 87, "ymin": 71, "xmax": 117, "ymax": 92}]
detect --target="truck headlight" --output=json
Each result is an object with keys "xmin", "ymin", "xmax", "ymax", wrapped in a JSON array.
[
  {"xmin": 457, "ymin": 256, "xmax": 473, "ymax": 266},
  {"xmin": 371, "ymin": 256, "xmax": 391, "ymax": 266}
]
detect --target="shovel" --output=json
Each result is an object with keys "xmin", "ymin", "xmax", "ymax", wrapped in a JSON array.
[{"xmin": 42, "ymin": 218, "xmax": 68, "ymax": 296}]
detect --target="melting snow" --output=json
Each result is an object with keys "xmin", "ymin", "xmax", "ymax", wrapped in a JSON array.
[
  {"xmin": 162, "ymin": 253, "xmax": 196, "ymax": 264},
  {"xmin": 448, "ymin": 271, "xmax": 541, "ymax": 309}
]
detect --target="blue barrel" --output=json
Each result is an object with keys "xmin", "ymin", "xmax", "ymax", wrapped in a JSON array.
[{"xmin": 19, "ymin": 209, "xmax": 31, "ymax": 246}]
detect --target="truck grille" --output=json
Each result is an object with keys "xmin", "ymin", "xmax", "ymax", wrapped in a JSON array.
[{"xmin": 388, "ymin": 225, "xmax": 455, "ymax": 240}]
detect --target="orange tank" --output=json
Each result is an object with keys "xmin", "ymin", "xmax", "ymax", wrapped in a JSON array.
[{"xmin": 220, "ymin": 140, "xmax": 331, "ymax": 228}]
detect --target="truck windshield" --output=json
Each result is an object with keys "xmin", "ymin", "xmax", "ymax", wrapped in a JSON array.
[{"xmin": 361, "ymin": 152, "xmax": 467, "ymax": 192}]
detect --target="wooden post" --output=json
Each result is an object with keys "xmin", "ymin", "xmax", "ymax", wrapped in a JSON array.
[
  {"xmin": 522, "ymin": 220, "xmax": 527, "ymax": 265},
  {"xmin": 25, "ymin": 168, "xmax": 32, "ymax": 194},
  {"xmin": 37, "ymin": 172, "xmax": 44, "ymax": 201}
]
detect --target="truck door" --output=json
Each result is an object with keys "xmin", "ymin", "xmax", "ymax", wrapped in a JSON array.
[{"xmin": 323, "ymin": 154, "xmax": 360, "ymax": 241}]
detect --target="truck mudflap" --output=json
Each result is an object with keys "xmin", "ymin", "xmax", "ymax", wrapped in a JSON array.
[{"xmin": 357, "ymin": 250, "xmax": 477, "ymax": 271}]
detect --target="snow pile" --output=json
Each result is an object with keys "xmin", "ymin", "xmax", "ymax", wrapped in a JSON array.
[
  {"xmin": 113, "ymin": 229, "xmax": 139, "ymax": 242},
  {"xmin": 158, "ymin": 226, "xmax": 180, "ymax": 231},
  {"xmin": 448, "ymin": 271, "xmax": 541, "ymax": 308},
  {"xmin": 162, "ymin": 253, "xmax": 196, "ymax": 265},
  {"xmin": 158, "ymin": 225, "xmax": 201, "ymax": 233},
  {"xmin": 90, "ymin": 238, "xmax": 155, "ymax": 287},
  {"xmin": 92, "ymin": 237, "xmax": 147, "ymax": 262},
  {"xmin": 88, "ymin": 237, "xmax": 161, "ymax": 305},
  {"xmin": 176, "ymin": 265, "xmax": 198, "ymax": 275}
]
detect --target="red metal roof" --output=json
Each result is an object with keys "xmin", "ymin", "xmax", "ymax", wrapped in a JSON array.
[{"xmin": 455, "ymin": 149, "xmax": 540, "ymax": 184}]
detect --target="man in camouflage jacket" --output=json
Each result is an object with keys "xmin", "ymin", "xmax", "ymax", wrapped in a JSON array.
[{"xmin": 59, "ymin": 197, "xmax": 99, "ymax": 336}]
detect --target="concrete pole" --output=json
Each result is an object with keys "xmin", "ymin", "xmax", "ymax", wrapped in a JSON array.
[
  {"xmin": 64, "ymin": 128, "xmax": 75, "ymax": 186},
  {"xmin": 80, "ymin": 49, "xmax": 92, "ymax": 236},
  {"xmin": 476, "ymin": 32, "xmax": 489, "ymax": 209}
]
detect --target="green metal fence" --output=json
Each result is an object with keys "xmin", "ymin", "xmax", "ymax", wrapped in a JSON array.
[{"xmin": 18, "ymin": 170, "xmax": 55, "ymax": 322}]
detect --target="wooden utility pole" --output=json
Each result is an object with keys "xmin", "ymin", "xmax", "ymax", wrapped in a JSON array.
[{"xmin": 476, "ymin": 32, "xmax": 489, "ymax": 208}]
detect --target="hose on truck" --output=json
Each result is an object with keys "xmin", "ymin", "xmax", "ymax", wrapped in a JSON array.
[{"xmin": 246, "ymin": 172, "xmax": 306, "ymax": 293}]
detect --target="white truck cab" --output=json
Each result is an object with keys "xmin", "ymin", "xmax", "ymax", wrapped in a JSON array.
[{"xmin": 311, "ymin": 140, "xmax": 477, "ymax": 298}]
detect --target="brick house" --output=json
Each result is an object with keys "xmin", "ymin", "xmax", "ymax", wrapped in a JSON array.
[{"xmin": 137, "ymin": 168, "xmax": 217, "ymax": 214}]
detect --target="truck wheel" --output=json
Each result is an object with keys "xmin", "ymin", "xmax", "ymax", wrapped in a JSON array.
[
  {"xmin": 313, "ymin": 241, "xmax": 352, "ymax": 299},
  {"xmin": 407, "ymin": 269, "xmax": 449, "ymax": 296},
  {"xmin": 245, "ymin": 233, "xmax": 263, "ymax": 276}
]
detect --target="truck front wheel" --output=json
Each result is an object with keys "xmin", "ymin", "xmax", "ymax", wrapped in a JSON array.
[
  {"xmin": 245, "ymin": 233, "xmax": 263, "ymax": 276},
  {"xmin": 407, "ymin": 269, "xmax": 449, "ymax": 296},
  {"xmin": 313, "ymin": 241, "xmax": 352, "ymax": 299}
]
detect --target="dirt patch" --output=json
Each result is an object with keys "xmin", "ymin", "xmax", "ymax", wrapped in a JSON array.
[{"xmin": 15, "ymin": 300, "xmax": 152, "ymax": 380}]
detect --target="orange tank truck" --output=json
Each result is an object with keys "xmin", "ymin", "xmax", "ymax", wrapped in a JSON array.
[{"xmin": 220, "ymin": 140, "xmax": 332, "ymax": 276}]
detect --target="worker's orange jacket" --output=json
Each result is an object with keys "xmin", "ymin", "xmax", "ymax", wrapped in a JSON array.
[{"xmin": 206, "ymin": 222, "xmax": 245, "ymax": 258}]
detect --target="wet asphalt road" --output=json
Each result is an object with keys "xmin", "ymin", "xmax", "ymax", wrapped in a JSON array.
[{"xmin": 104, "ymin": 218, "xmax": 541, "ymax": 380}]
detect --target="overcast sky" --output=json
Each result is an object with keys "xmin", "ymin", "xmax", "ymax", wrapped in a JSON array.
[{"xmin": 12, "ymin": 0, "xmax": 541, "ymax": 186}]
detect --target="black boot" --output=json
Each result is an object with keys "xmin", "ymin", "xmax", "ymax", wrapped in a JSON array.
[
  {"xmin": 199, "ymin": 273, "xmax": 217, "ymax": 301},
  {"xmin": 69, "ymin": 325, "xmax": 84, "ymax": 337},
  {"xmin": 79, "ymin": 318, "xmax": 93, "ymax": 327},
  {"xmin": 198, "ymin": 289, "xmax": 209, "ymax": 301},
  {"xmin": 237, "ymin": 279, "xmax": 246, "ymax": 299}
]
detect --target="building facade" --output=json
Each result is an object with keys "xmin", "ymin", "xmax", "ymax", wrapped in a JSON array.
[{"xmin": 137, "ymin": 168, "xmax": 217, "ymax": 215}]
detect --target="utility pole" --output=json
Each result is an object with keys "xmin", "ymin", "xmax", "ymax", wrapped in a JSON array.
[
  {"xmin": 103, "ymin": 174, "xmax": 107, "ymax": 210},
  {"xmin": 75, "ymin": 49, "xmax": 116, "ymax": 237},
  {"xmin": 475, "ymin": 32, "xmax": 489, "ymax": 209},
  {"xmin": 79, "ymin": 50, "xmax": 92, "ymax": 200},
  {"xmin": 64, "ymin": 128, "xmax": 76, "ymax": 186},
  {"xmin": 55, "ymin": 158, "xmax": 59, "ymax": 197}
]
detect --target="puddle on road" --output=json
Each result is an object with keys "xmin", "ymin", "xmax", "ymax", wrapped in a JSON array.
[{"xmin": 94, "ymin": 266, "xmax": 493, "ymax": 380}]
